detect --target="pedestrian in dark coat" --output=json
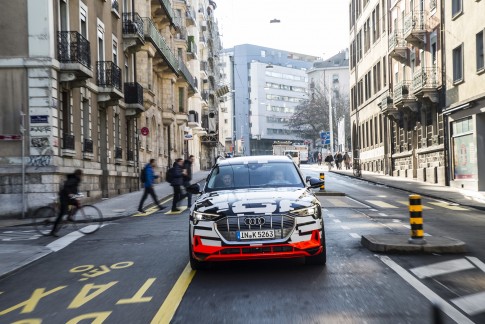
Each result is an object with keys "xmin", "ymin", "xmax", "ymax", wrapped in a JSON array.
[
  {"xmin": 138, "ymin": 159, "xmax": 166, "ymax": 213},
  {"xmin": 171, "ymin": 158, "xmax": 187, "ymax": 212}
]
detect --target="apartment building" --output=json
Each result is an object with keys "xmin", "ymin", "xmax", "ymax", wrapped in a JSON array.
[
  {"xmin": 443, "ymin": 0, "xmax": 485, "ymax": 191},
  {"xmin": 221, "ymin": 44, "xmax": 316, "ymax": 156},
  {"xmin": 350, "ymin": 0, "xmax": 390, "ymax": 174},
  {"xmin": 0, "ymin": 0, "xmax": 222, "ymax": 218}
]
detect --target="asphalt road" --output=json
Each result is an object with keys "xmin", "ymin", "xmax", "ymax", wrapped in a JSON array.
[{"xmin": 0, "ymin": 166, "xmax": 484, "ymax": 323}]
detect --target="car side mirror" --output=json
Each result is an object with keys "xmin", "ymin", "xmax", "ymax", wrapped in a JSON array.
[
  {"xmin": 305, "ymin": 176, "xmax": 311, "ymax": 183},
  {"xmin": 307, "ymin": 177, "xmax": 325, "ymax": 189},
  {"xmin": 186, "ymin": 183, "xmax": 202, "ymax": 194}
]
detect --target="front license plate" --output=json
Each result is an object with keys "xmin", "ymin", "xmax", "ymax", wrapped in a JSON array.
[{"xmin": 237, "ymin": 230, "xmax": 275, "ymax": 240}]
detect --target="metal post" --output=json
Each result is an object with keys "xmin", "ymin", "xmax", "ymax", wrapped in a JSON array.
[
  {"xmin": 409, "ymin": 194, "xmax": 426, "ymax": 244},
  {"xmin": 319, "ymin": 172, "xmax": 325, "ymax": 191},
  {"xmin": 20, "ymin": 111, "xmax": 26, "ymax": 218}
]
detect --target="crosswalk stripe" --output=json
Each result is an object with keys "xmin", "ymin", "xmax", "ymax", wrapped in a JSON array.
[
  {"xmin": 410, "ymin": 259, "xmax": 475, "ymax": 279},
  {"xmin": 451, "ymin": 291, "xmax": 485, "ymax": 316},
  {"xmin": 349, "ymin": 233, "xmax": 361, "ymax": 239},
  {"xmin": 397, "ymin": 201, "xmax": 433, "ymax": 209},
  {"xmin": 466, "ymin": 256, "xmax": 485, "ymax": 272},
  {"xmin": 428, "ymin": 202, "xmax": 468, "ymax": 211},
  {"xmin": 365, "ymin": 200, "xmax": 399, "ymax": 208},
  {"xmin": 326, "ymin": 198, "xmax": 349, "ymax": 207}
]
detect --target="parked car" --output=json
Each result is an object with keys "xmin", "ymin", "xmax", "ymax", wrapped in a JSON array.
[{"xmin": 186, "ymin": 155, "xmax": 326, "ymax": 269}]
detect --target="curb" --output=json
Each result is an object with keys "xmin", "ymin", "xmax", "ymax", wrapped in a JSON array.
[{"xmin": 361, "ymin": 234, "xmax": 467, "ymax": 254}]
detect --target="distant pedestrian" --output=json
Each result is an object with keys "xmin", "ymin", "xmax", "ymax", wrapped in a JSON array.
[
  {"xmin": 138, "ymin": 159, "xmax": 166, "ymax": 213},
  {"xmin": 324, "ymin": 154, "xmax": 334, "ymax": 171},
  {"xmin": 336, "ymin": 152, "xmax": 343, "ymax": 170},
  {"xmin": 343, "ymin": 152, "xmax": 351, "ymax": 170},
  {"xmin": 317, "ymin": 152, "xmax": 322, "ymax": 166},
  {"xmin": 183, "ymin": 155, "xmax": 195, "ymax": 208},
  {"xmin": 171, "ymin": 158, "xmax": 187, "ymax": 212}
]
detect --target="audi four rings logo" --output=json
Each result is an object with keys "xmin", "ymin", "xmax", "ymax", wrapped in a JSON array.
[{"xmin": 244, "ymin": 217, "xmax": 265, "ymax": 226}]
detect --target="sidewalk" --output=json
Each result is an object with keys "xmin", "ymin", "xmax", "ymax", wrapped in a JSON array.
[
  {"xmin": 330, "ymin": 169, "xmax": 485, "ymax": 211},
  {"xmin": 0, "ymin": 170, "xmax": 210, "ymax": 279}
]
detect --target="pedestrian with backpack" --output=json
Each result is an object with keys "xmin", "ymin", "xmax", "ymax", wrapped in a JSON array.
[
  {"xmin": 170, "ymin": 158, "xmax": 187, "ymax": 212},
  {"xmin": 183, "ymin": 155, "xmax": 195, "ymax": 208},
  {"xmin": 138, "ymin": 159, "xmax": 166, "ymax": 213}
]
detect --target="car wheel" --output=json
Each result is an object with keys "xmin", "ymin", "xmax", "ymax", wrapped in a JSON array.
[
  {"xmin": 189, "ymin": 234, "xmax": 206, "ymax": 270},
  {"xmin": 305, "ymin": 230, "xmax": 327, "ymax": 266}
]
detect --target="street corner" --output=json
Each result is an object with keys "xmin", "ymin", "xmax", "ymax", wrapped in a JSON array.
[{"xmin": 361, "ymin": 234, "xmax": 468, "ymax": 254}]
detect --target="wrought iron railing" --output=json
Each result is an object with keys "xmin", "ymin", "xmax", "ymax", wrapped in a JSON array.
[
  {"xmin": 413, "ymin": 67, "xmax": 439, "ymax": 92},
  {"xmin": 115, "ymin": 147, "xmax": 123, "ymax": 159},
  {"xmin": 142, "ymin": 17, "xmax": 179, "ymax": 72},
  {"xmin": 393, "ymin": 80, "xmax": 413, "ymax": 103},
  {"xmin": 158, "ymin": 0, "xmax": 175, "ymax": 22},
  {"xmin": 179, "ymin": 60, "xmax": 197, "ymax": 90},
  {"xmin": 111, "ymin": 0, "xmax": 119, "ymax": 12},
  {"xmin": 57, "ymin": 31, "xmax": 91, "ymax": 69},
  {"xmin": 127, "ymin": 150, "xmax": 134, "ymax": 161},
  {"xmin": 124, "ymin": 82, "xmax": 143, "ymax": 105},
  {"xmin": 186, "ymin": 6, "xmax": 196, "ymax": 25},
  {"xmin": 96, "ymin": 61, "xmax": 122, "ymax": 91},
  {"xmin": 83, "ymin": 138, "xmax": 93, "ymax": 153},
  {"xmin": 63, "ymin": 133, "xmax": 75, "ymax": 150},
  {"xmin": 122, "ymin": 12, "xmax": 144, "ymax": 40},
  {"xmin": 389, "ymin": 30, "xmax": 406, "ymax": 52},
  {"xmin": 404, "ymin": 10, "xmax": 426, "ymax": 36}
]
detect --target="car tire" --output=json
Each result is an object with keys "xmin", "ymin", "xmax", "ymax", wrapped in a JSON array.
[
  {"xmin": 189, "ymin": 233, "xmax": 206, "ymax": 270},
  {"xmin": 305, "ymin": 230, "xmax": 327, "ymax": 266}
]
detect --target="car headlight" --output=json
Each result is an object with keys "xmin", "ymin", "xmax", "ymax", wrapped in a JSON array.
[
  {"xmin": 193, "ymin": 211, "xmax": 220, "ymax": 221},
  {"xmin": 290, "ymin": 206, "xmax": 318, "ymax": 218}
]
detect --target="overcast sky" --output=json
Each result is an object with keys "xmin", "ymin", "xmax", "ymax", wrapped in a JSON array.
[{"xmin": 214, "ymin": 0, "xmax": 349, "ymax": 59}]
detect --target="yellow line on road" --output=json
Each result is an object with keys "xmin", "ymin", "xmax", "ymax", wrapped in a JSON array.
[
  {"xmin": 365, "ymin": 200, "xmax": 399, "ymax": 208},
  {"xmin": 151, "ymin": 263, "xmax": 195, "ymax": 324},
  {"xmin": 397, "ymin": 201, "xmax": 433, "ymax": 209},
  {"xmin": 133, "ymin": 198, "xmax": 173, "ymax": 217},
  {"xmin": 165, "ymin": 206, "xmax": 188, "ymax": 215}
]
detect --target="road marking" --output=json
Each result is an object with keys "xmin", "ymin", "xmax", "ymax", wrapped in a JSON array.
[
  {"xmin": 410, "ymin": 259, "xmax": 475, "ymax": 279},
  {"xmin": 366, "ymin": 200, "xmax": 399, "ymax": 209},
  {"xmin": 451, "ymin": 291, "xmax": 485, "ymax": 316},
  {"xmin": 376, "ymin": 255, "xmax": 474, "ymax": 324},
  {"xmin": 466, "ymin": 257, "xmax": 485, "ymax": 272},
  {"xmin": 332, "ymin": 219, "xmax": 341, "ymax": 223},
  {"xmin": 397, "ymin": 201, "xmax": 433, "ymax": 209},
  {"xmin": 151, "ymin": 263, "xmax": 195, "ymax": 324},
  {"xmin": 349, "ymin": 233, "xmax": 361, "ymax": 239},
  {"xmin": 428, "ymin": 202, "xmax": 468, "ymax": 211},
  {"xmin": 327, "ymin": 213, "xmax": 334, "ymax": 218},
  {"xmin": 378, "ymin": 213, "xmax": 387, "ymax": 217},
  {"xmin": 392, "ymin": 219, "xmax": 401, "ymax": 223},
  {"xmin": 46, "ymin": 231, "xmax": 85, "ymax": 252},
  {"xmin": 134, "ymin": 199, "xmax": 173, "ymax": 217},
  {"xmin": 165, "ymin": 206, "xmax": 188, "ymax": 215},
  {"xmin": 341, "ymin": 225, "xmax": 350, "ymax": 230},
  {"xmin": 322, "ymin": 208, "xmax": 329, "ymax": 212},
  {"xmin": 327, "ymin": 198, "xmax": 348, "ymax": 207},
  {"xmin": 370, "ymin": 208, "xmax": 378, "ymax": 211}
]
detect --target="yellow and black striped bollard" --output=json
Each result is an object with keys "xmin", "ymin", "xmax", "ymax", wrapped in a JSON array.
[
  {"xmin": 319, "ymin": 172, "xmax": 325, "ymax": 191},
  {"xmin": 408, "ymin": 194, "xmax": 426, "ymax": 244}
]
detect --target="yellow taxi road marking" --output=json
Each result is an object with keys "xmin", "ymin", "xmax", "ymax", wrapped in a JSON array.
[
  {"xmin": 134, "ymin": 198, "xmax": 173, "ymax": 216},
  {"xmin": 397, "ymin": 201, "xmax": 432, "ymax": 209},
  {"xmin": 68, "ymin": 282, "xmax": 118, "ymax": 309},
  {"xmin": 165, "ymin": 206, "xmax": 188, "ymax": 215},
  {"xmin": 117, "ymin": 278, "xmax": 156, "ymax": 304},
  {"xmin": 151, "ymin": 263, "xmax": 196, "ymax": 324},
  {"xmin": 0, "ymin": 286, "xmax": 67, "ymax": 315},
  {"xmin": 428, "ymin": 202, "xmax": 468, "ymax": 211},
  {"xmin": 66, "ymin": 312, "xmax": 112, "ymax": 324},
  {"xmin": 365, "ymin": 200, "xmax": 399, "ymax": 208}
]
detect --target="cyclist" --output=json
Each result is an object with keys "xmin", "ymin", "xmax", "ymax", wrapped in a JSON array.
[{"xmin": 51, "ymin": 169, "xmax": 83, "ymax": 236}]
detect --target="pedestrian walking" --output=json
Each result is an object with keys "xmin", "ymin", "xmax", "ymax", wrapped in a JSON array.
[
  {"xmin": 183, "ymin": 155, "xmax": 195, "ymax": 208},
  {"xmin": 317, "ymin": 152, "xmax": 322, "ymax": 166},
  {"xmin": 324, "ymin": 154, "xmax": 334, "ymax": 171},
  {"xmin": 138, "ymin": 159, "xmax": 166, "ymax": 213},
  {"xmin": 171, "ymin": 158, "xmax": 187, "ymax": 212},
  {"xmin": 336, "ymin": 152, "xmax": 343, "ymax": 170},
  {"xmin": 51, "ymin": 169, "xmax": 83, "ymax": 236},
  {"xmin": 343, "ymin": 152, "xmax": 351, "ymax": 170}
]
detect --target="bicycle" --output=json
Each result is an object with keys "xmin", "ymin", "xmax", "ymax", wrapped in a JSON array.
[{"xmin": 32, "ymin": 193, "xmax": 103, "ymax": 236}]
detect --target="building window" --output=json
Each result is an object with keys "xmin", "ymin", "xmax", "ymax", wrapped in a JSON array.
[
  {"xmin": 452, "ymin": 44, "xmax": 463, "ymax": 83},
  {"xmin": 112, "ymin": 38, "xmax": 118, "ymax": 64},
  {"xmin": 451, "ymin": 117, "xmax": 477, "ymax": 180},
  {"xmin": 452, "ymin": 0, "xmax": 462, "ymax": 18},
  {"xmin": 476, "ymin": 30, "xmax": 484, "ymax": 72}
]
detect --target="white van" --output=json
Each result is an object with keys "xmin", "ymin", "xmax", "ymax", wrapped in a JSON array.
[{"xmin": 283, "ymin": 150, "xmax": 300, "ymax": 167}]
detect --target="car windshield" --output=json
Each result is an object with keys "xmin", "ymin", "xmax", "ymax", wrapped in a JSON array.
[{"xmin": 205, "ymin": 161, "xmax": 304, "ymax": 191}]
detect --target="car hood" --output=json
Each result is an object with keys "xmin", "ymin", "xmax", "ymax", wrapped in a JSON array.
[{"xmin": 193, "ymin": 188, "xmax": 318, "ymax": 216}]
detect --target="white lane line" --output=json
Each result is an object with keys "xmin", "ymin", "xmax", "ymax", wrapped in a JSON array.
[
  {"xmin": 46, "ymin": 231, "xmax": 85, "ymax": 252},
  {"xmin": 378, "ymin": 213, "xmax": 388, "ymax": 217},
  {"xmin": 332, "ymin": 219, "xmax": 341, "ymax": 223},
  {"xmin": 322, "ymin": 208, "xmax": 329, "ymax": 212},
  {"xmin": 370, "ymin": 208, "xmax": 378, "ymax": 211},
  {"xmin": 451, "ymin": 291, "xmax": 485, "ymax": 316},
  {"xmin": 466, "ymin": 257, "xmax": 485, "ymax": 273},
  {"xmin": 410, "ymin": 259, "xmax": 475, "ymax": 279},
  {"xmin": 392, "ymin": 219, "xmax": 401, "ymax": 223},
  {"xmin": 341, "ymin": 225, "xmax": 350, "ymax": 230},
  {"xmin": 377, "ymin": 255, "xmax": 474, "ymax": 324},
  {"xmin": 327, "ymin": 214, "xmax": 335, "ymax": 218},
  {"xmin": 366, "ymin": 200, "xmax": 399, "ymax": 208},
  {"xmin": 402, "ymin": 224, "xmax": 411, "ymax": 229},
  {"xmin": 349, "ymin": 233, "xmax": 361, "ymax": 239}
]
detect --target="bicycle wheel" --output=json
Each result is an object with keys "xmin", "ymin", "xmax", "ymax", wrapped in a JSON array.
[
  {"xmin": 72, "ymin": 205, "xmax": 103, "ymax": 234},
  {"xmin": 32, "ymin": 206, "xmax": 56, "ymax": 236}
]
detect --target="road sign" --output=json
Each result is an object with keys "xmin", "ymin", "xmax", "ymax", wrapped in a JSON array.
[
  {"xmin": 320, "ymin": 131, "xmax": 330, "ymax": 139},
  {"xmin": 140, "ymin": 127, "xmax": 149, "ymax": 136},
  {"xmin": 184, "ymin": 134, "xmax": 193, "ymax": 140}
]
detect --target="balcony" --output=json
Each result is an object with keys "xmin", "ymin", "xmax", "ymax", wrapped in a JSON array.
[
  {"xmin": 124, "ymin": 82, "xmax": 145, "ymax": 116},
  {"xmin": 178, "ymin": 60, "xmax": 197, "ymax": 94},
  {"xmin": 378, "ymin": 93, "xmax": 399, "ymax": 119},
  {"xmin": 162, "ymin": 105, "xmax": 176, "ymax": 126},
  {"xmin": 96, "ymin": 61, "xmax": 123, "ymax": 103},
  {"xmin": 152, "ymin": 0, "xmax": 177, "ymax": 27},
  {"xmin": 187, "ymin": 36, "xmax": 197, "ymax": 60},
  {"xmin": 142, "ymin": 17, "xmax": 179, "ymax": 74},
  {"xmin": 393, "ymin": 81, "xmax": 418, "ymax": 112},
  {"xmin": 122, "ymin": 12, "xmax": 145, "ymax": 52},
  {"xmin": 412, "ymin": 67, "xmax": 440, "ymax": 103},
  {"xmin": 176, "ymin": 113, "xmax": 189, "ymax": 125},
  {"xmin": 389, "ymin": 30, "xmax": 407, "ymax": 62},
  {"xmin": 111, "ymin": 0, "xmax": 120, "ymax": 16},
  {"xmin": 186, "ymin": 7, "xmax": 196, "ymax": 26},
  {"xmin": 175, "ymin": 25, "xmax": 188, "ymax": 42},
  {"xmin": 57, "ymin": 31, "xmax": 93, "ymax": 83},
  {"xmin": 404, "ymin": 11, "xmax": 427, "ymax": 47}
]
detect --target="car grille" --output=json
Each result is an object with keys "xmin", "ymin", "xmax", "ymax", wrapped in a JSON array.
[{"xmin": 215, "ymin": 215, "xmax": 295, "ymax": 242}]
